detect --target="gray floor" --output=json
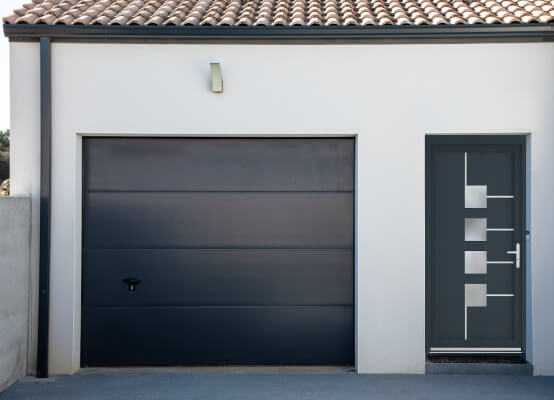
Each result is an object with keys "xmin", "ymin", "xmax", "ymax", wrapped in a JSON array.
[{"xmin": 2, "ymin": 371, "xmax": 554, "ymax": 400}]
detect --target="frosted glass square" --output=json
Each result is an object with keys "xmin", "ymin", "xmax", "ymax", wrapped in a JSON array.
[
  {"xmin": 465, "ymin": 251, "xmax": 487, "ymax": 274},
  {"xmin": 465, "ymin": 185, "xmax": 487, "ymax": 208},
  {"xmin": 465, "ymin": 218, "xmax": 487, "ymax": 241},
  {"xmin": 465, "ymin": 284, "xmax": 487, "ymax": 307}
]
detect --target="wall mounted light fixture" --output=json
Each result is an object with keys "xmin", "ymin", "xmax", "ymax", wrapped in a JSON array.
[{"xmin": 210, "ymin": 63, "xmax": 223, "ymax": 93}]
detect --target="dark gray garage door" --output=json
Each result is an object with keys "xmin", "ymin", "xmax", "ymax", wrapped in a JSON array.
[{"xmin": 81, "ymin": 138, "xmax": 354, "ymax": 366}]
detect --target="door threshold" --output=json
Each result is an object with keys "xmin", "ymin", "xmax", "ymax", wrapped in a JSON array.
[
  {"xmin": 428, "ymin": 347, "xmax": 522, "ymax": 355},
  {"xmin": 77, "ymin": 366, "xmax": 355, "ymax": 376},
  {"xmin": 426, "ymin": 356, "xmax": 532, "ymax": 376}
]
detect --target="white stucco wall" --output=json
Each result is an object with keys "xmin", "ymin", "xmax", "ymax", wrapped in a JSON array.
[
  {"xmin": 9, "ymin": 42, "xmax": 40, "ymax": 376},
  {"xmin": 10, "ymin": 41, "xmax": 554, "ymax": 376}
]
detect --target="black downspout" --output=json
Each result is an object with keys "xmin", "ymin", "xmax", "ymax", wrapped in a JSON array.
[{"xmin": 37, "ymin": 36, "xmax": 51, "ymax": 379}]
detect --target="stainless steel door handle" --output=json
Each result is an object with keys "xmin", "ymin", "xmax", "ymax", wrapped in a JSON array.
[{"xmin": 506, "ymin": 243, "xmax": 520, "ymax": 269}]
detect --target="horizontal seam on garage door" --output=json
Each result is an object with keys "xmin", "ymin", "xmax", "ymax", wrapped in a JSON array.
[
  {"xmin": 84, "ymin": 305, "xmax": 355, "ymax": 309},
  {"xmin": 86, "ymin": 190, "xmax": 354, "ymax": 193},
  {"xmin": 83, "ymin": 247, "xmax": 354, "ymax": 251}
]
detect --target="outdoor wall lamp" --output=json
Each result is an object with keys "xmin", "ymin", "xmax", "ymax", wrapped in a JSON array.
[{"xmin": 210, "ymin": 63, "xmax": 223, "ymax": 93}]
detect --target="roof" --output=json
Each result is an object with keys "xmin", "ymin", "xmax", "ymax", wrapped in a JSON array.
[{"xmin": 3, "ymin": 0, "xmax": 554, "ymax": 27}]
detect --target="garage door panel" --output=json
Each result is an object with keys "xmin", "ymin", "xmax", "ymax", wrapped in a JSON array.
[
  {"xmin": 84, "ymin": 192, "xmax": 353, "ymax": 249},
  {"xmin": 82, "ymin": 306, "xmax": 354, "ymax": 366},
  {"xmin": 84, "ymin": 138, "xmax": 354, "ymax": 192},
  {"xmin": 82, "ymin": 138, "xmax": 354, "ymax": 366},
  {"xmin": 83, "ymin": 249, "xmax": 354, "ymax": 307}
]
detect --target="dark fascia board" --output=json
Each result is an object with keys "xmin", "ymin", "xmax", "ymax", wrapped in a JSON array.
[{"xmin": 3, "ymin": 23, "xmax": 554, "ymax": 43}]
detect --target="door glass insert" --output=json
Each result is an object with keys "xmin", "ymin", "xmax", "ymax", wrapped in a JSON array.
[
  {"xmin": 465, "ymin": 251, "xmax": 487, "ymax": 274},
  {"xmin": 465, "ymin": 218, "xmax": 487, "ymax": 242},
  {"xmin": 465, "ymin": 185, "xmax": 487, "ymax": 208}
]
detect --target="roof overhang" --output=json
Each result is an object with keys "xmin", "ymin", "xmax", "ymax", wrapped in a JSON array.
[{"xmin": 4, "ymin": 24, "xmax": 554, "ymax": 43}]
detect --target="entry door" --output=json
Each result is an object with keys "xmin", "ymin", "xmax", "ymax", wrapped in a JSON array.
[
  {"xmin": 426, "ymin": 136, "xmax": 525, "ymax": 354},
  {"xmin": 81, "ymin": 138, "xmax": 354, "ymax": 366}
]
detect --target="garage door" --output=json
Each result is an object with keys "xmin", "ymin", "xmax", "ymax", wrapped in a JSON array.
[{"xmin": 81, "ymin": 138, "xmax": 354, "ymax": 366}]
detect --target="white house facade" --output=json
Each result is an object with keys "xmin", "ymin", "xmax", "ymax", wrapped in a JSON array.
[{"xmin": 4, "ymin": 0, "xmax": 554, "ymax": 378}]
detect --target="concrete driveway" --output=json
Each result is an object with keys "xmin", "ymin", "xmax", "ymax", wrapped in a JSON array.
[{"xmin": 1, "ymin": 370, "xmax": 553, "ymax": 400}]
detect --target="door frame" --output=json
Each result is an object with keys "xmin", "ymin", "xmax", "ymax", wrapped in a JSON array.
[{"xmin": 425, "ymin": 135, "xmax": 527, "ymax": 355}]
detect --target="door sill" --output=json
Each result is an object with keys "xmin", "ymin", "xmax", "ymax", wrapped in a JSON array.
[
  {"xmin": 426, "ymin": 361, "xmax": 532, "ymax": 376},
  {"xmin": 426, "ymin": 355, "xmax": 531, "ymax": 376}
]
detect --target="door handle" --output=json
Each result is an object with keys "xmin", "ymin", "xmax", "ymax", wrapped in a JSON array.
[{"xmin": 506, "ymin": 243, "xmax": 520, "ymax": 269}]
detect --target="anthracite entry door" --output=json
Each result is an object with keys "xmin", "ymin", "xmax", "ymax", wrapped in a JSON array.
[
  {"xmin": 81, "ymin": 138, "xmax": 354, "ymax": 366},
  {"xmin": 427, "ymin": 136, "xmax": 525, "ymax": 354}
]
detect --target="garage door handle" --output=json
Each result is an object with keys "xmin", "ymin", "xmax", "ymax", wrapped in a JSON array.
[{"xmin": 123, "ymin": 278, "xmax": 141, "ymax": 292}]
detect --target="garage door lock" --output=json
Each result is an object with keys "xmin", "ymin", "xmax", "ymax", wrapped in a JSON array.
[{"xmin": 123, "ymin": 278, "xmax": 141, "ymax": 292}]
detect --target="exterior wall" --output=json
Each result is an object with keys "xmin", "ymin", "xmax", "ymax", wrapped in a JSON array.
[
  {"xmin": 9, "ymin": 42, "xmax": 40, "ymax": 375},
  {"xmin": 9, "ymin": 41, "xmax": 554, "ymax": 375},
  {"xmin": 0, "ymin": 196, "xmax": 31, "ymax": 391}
]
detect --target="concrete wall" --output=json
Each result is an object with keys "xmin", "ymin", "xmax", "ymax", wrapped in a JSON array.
[
  {"xmin": 9, "ymin": 41, "xmax": 554, "ymax": 376},
  {"xmin": 0, "ymin": 196, "xmax": 31, "ymax": 391}
]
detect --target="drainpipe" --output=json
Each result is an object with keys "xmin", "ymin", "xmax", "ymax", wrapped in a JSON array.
[{"xmin": 37, "ymin": 36, "xmax": 51, "ymax": 379}]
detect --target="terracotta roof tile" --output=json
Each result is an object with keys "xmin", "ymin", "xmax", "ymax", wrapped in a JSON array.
[{"xmin": 3, "ymin": 0, "xmax": 554, "ymax": 26}]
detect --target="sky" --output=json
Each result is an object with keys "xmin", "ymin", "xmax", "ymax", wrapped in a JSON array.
[{"xmin": 0, "ymin": 0, "xmax": 26, "ymax": 131}]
